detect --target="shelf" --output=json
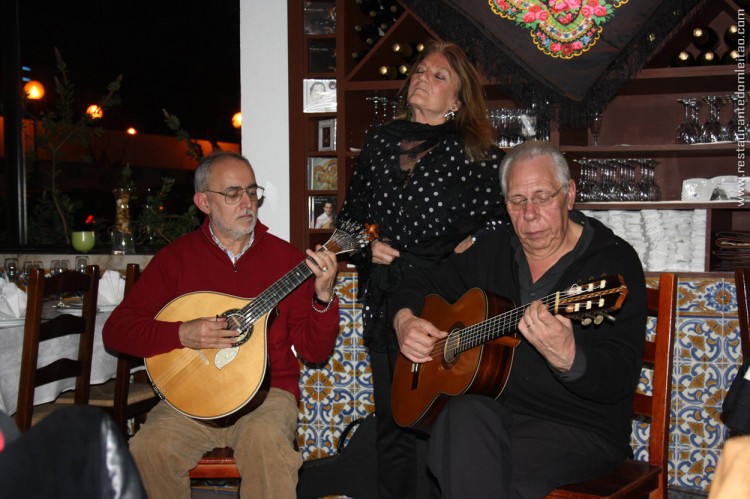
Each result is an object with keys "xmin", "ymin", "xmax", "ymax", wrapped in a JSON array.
[
  {"xmin": 620, "ymin": 66, "xmax": 737, "ymax": 95},
  {"xmin": 575, "ymin": 201, "xmax": 748, "ymax": 210},
  {"xmin": 561, "ymin": 143, "xmax": 739, "ymax": 157}
]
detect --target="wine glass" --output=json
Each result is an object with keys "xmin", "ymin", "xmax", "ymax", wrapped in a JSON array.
[
  {"xmin": 700, "ymin": 95, "xmax": 725, "ymax": 143},
  {"xmin": 725, "ymin": 94, "xmax": 742, "ymax": 142},
  {"xmin": 675, "ymin": 98, "xmax": 700, "ymax": 144},
  {"xmin": 3, "ymin": 258, "xmax": 19, "ymax": 284},
  {"xmin": 75, "ymin": 256, "xmax": 89, "ymax": 273},
  {"xmin": 589, "ymin": 112, "xmax": 603, "ymax": 146},
  {"xmin": 51, "ymin": 259, "xmax": 70, "ymax": 308}
]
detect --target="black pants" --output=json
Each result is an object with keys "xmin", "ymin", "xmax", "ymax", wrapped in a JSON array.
[
  {"xmin": 370, "ymin": 345, "xmax": 439, "ymax": 499},
  {"xmin": 428, "ymin": 395, "xmax": 625, "ymax": 498}
]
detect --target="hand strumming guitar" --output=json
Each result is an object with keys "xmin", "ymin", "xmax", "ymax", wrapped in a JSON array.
[
  {"xmin": 393, "ymin": 309, "xmax": 448, "ymax": 364},
  {"xmin": 179, "ymin": 316, "xmax": 238, "ymax": 350}
]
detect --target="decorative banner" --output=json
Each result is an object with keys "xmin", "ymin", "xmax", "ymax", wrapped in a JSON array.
[
  {"xmin": 488, "ymin": 0, "xmax": 630, "ymax": 59},
  {"xmin": 403, "ymin": 0, "xmax": 707, "ymax": 127}
]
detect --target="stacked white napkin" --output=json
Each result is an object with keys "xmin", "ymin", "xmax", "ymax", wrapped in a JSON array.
[
  {"xmin": 98, "ymin": 270, "xmax": 126, "ymax": 305},
  {"xmin": 0, "ymin": 277, "xmax": 27, "ymax": 318}
]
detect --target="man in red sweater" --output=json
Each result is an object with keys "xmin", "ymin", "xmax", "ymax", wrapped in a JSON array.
[{"xmin": 103, "ymin": 151, "xmax": 340, "ymax": 499}]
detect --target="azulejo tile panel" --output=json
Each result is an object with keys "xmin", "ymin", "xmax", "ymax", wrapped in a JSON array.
[
  {"xmin": 299, "ymin": 274, "xmax": 742, "ymax": 493},
  {"xmin": 297, "ymin": 273, "xmax": 374, "ymax": 460},
  {"xmin": 639, "ymin": 276, "xmax": 741, "ymax": 492}
]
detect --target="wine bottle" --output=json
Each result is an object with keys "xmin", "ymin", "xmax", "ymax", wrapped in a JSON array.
[
  {"xmin": 355, "ymin": 0, "xmax": 381, "ymax": 16},
  {"xmin": 722, "ymin": 49, "xmax": 740, "ymax": 65},
  {"xmin": 381, "ymin": 0, "xmax": 405, "ymax": 18},
  {"xmin": 696, "ymin": 50, "xmax": 719, "ymax": 66},
  {"xmin": 724, "ymin": 24, "xmax": 740, "ymax": 48},
  {"xmin": 392, "ymin": 42, "xmax": 414, "ymax": 60},
  {"xmin": 378, "ymin": 65, "xmax": 399, "ymax": 80},
  {"xmin": 398, "ymin": 64, "xmax": 410, "ymax": 77},
  {"xmin": 355, "ymin": 24, "xmax": 383, "ymax": 45},
  {"xmin": 671, "ymin": 50, "xmax": 695, "ymax": 67},
  {"xmin": 352, "ymin": 49, "xmax": 369, "ymax": 63},
  {"xmin": 415, "ymin": 42, "xmax": 426, "ymax": 55},
  {"xmin": 692, "ymin": 27, "xmax": 719, "ymax": 50}
]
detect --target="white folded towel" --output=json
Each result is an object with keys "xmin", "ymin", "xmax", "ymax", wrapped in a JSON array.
[
  {"xmin": 0, "ymin": 277, "xmax": 27, "ymax": 318},
  {"xmin": 98, "ymin": 270, "xmax": 125, "ymax": 306}
]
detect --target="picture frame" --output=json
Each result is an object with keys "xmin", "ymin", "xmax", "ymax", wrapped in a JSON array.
[
  {"xmin": 308, "ymin": 38, "xmax": 336, "ymax": 73},
  {"xmin": 308, "ymin": 157, "xmax": 338, "ymax": 190},
  {"xmin": 303, "ymin": 1, "xmax": 336, "ymax": 35},
  {"xmin": 318, "ymin": 118, "xmax": 336, "ymax": 151},
  {"xmin": 303, "ymin": 79, "xmax": 337, "ymax": 113},
  {"xmin": 309, "ymin": 196, "xmax": 337, "ymax": 229}
]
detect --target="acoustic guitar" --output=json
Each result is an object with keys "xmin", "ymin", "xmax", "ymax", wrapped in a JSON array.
[
  {"xmin": 145, "ymin": 220, "xmax": 378, "ymax": 425},
  {"xmin": 391, "ymin": 275, "xmax": 628, "ymax": 433}
]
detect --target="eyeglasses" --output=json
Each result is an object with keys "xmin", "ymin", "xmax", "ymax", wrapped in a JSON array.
[
  {"xmin": 204, "ymin": 185, "xmax": 265, "ymax": 205},
  {"xmin": 506, "ymin": 184, "xmax": 568, "ymax": 211}
]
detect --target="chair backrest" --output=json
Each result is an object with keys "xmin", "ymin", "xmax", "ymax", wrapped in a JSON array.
[
  {"xmin": 736, "ymin": 268, "xmax": 750, "ymax": 361},
  {"xmin": 15, "ymin": 265, "xmax": 100, "ymax": 432},
  {"xmin": 111, "ymin": 263, "xmax": 157, "ymax": 436},
  {"xmin": 639, "ymin": 272, "xmax": 678, "ymax": 498}
]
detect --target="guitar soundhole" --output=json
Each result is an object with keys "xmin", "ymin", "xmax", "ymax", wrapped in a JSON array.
[
  {"xmin": 443, "ymin": 327, "xmax": 463, "ymax": 364},
  {"xmin": 223, "ymin": 310, "xmax": 253, "ymax": 346}
]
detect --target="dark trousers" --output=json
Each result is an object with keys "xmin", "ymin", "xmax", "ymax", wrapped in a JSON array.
[
  {"xmin": 370, "ymin": 345, "xmax": 439, "ymax": 499},
  {"xmin": 428, "ymin": 395, "xmax": 624, "ymax": 498}
]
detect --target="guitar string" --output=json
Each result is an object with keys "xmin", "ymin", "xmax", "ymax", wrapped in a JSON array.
[
  {"xmin": 234, "ymin": 226, "xmax": 364, "ymax": 330},
  {"xmin": 427, "ymin": 284, "xmax": 620, "ymax": 361}
]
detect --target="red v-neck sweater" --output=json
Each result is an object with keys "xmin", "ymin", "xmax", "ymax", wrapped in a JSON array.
[{"xmin": 103, "ymin": 219, "xmax": 339, "ymax": 401}]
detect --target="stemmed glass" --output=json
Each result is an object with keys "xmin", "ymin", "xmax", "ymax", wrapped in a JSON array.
[
  {"xmin": 589, "ymin": 112, "xmax": 603, "ymax": 146},
  {"xmin": 675, "ymin": 98, "xmax": 700, "ymax": 144},
  {"xmin": 51, "ymin": 259, "xmax": 70, "ymax": 308},
  {"xmin": 700, "ymin": 95, "xmax": 726, "ymax": 143},
  {"xmin": 725, "ymin": 94, "xmax": 742, "ymax": 142},
  {"xmin": 3, "ymin": 258, "xmax": 19, "ymax": 284},
  {"xmin": 75, "ymin": 256, "xmax": 89, "ymax": 273}
]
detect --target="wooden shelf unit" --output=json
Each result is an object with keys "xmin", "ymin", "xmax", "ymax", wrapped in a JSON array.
[{"xmin": 288, "ymin": 0, "xmax": 746, "ymax": 271}]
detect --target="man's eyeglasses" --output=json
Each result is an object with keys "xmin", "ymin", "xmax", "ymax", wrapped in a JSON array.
[
  {"xmin": 506, "ymin": 184, "xmax": 568, "ymax": 211},
  {"xmin": 204, "ymin": 186, "xmax": 265, "ymax": 205}
]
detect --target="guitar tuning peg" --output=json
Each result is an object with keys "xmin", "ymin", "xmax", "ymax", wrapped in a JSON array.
[
  {"xmin": 581, "ymin": 317, "xmax": 592, "ymax": 326},
  {"xmin": 604, "ymin": 314, "xmax": 616, "ymax": 323},
  {"xmin": 593, "ymin": 315, "xmax": 604, "ymax": 325}
]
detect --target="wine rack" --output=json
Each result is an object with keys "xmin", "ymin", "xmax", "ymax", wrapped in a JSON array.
[{"xmin": 289, "ymin": 0, "xmax": 747, "ymax": 271}]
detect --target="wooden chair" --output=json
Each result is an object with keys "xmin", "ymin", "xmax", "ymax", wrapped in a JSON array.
[
  {"xmin": 189, "ymin": 447, "xmax": 240, "ymax": 479},
  {"xmin": 735, "ymin": 267, "xmax": 750, "ymax": 360},
  {"xmin": 62, "ymin": 263, "xmax": 160, "ymax": 438},
  {"xmin": 15, "ymin": 265, "xmax": 101, "ymax": 432},
  {"xmin": 546, "ymin": 272, "xmax": 678, "ymax": 499}
]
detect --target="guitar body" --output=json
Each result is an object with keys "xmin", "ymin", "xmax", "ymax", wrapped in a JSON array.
[
  {"xmin": 145, "ymin": 292, "xmax": 270, "ymax": 423},
  {"xmin": 392, "ymin": 288, "xmax": 521, "ymax": 433}
]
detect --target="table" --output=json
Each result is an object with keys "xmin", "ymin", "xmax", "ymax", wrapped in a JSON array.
[{"xmin": 0, "ymin": 309, "xmax": 117, "ymax": 416}]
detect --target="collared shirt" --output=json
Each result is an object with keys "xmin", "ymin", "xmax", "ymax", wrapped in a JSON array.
[
  {"xmin": 208, "ymin": 223, "xmax": 254, "ymax": 264},
  {"xmin": 512, "ymin": 214, "xmax": 593, "ymax": 380}
]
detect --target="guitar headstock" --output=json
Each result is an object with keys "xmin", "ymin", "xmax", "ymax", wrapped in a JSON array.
[
  {"xmin": 321, "ymin": 220, "xmax": 379, "ymax": 255},
  {"xmin": 555, "ymin": 275, "xmax": 628, "ymax": 326}
]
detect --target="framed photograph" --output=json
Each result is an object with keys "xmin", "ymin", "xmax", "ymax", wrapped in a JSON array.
[
  {"xmin": 308, "ymin": 157, "xmax": 337, "ymax": 190},
  {"xmin": 309, "ymin": 196, "xmax": 337, "ymax": 229},
  {"xmin": 318, "ymin": 118, "xmax": 336, "ymax": 151},
  {"xmin": 303, "ymin": 1, "xmax": 336, "ymax": 35},
  {"xmin": 303, "ymin": 79, "xmax": 337, "ymax": 113},
  {"xmin": 308, "ymin": 39, "xmax": 336, "ymax": 73}
]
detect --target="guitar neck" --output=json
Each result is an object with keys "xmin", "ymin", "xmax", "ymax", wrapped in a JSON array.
[
  {"xmin": 453, "ymin": 292, "xmax": 560, "ymax": 354},
  {"xmin": 241, "ymin": 261, "xmax": 313, "ymax": 323}
]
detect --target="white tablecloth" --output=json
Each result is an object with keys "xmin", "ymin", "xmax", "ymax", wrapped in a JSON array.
[{"xmin": 0, "ymin": 310, "xmax": 117, "ymax": 415}]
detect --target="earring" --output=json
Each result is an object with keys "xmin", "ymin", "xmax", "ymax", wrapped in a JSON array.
[{"xmin": 444, "ymin": 109, "xmax": 456, "ymax": 121}]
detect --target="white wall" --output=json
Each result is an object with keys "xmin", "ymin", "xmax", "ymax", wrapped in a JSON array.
[{"xmin": 240, "ymin": 1, "xmax": 290, "ymax": 240}]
